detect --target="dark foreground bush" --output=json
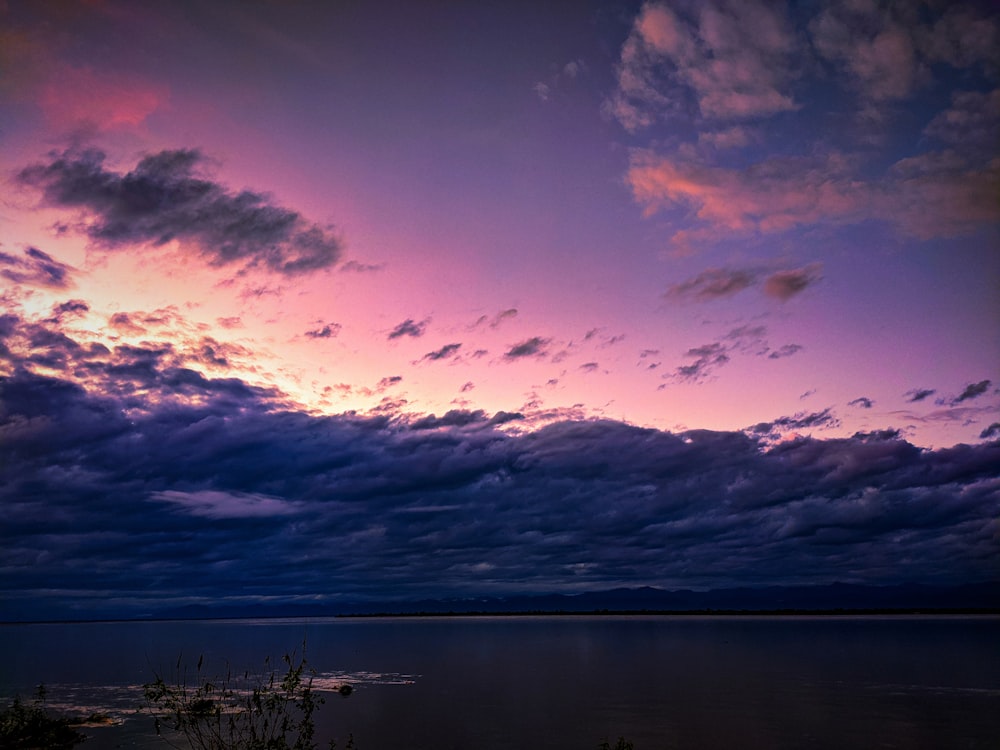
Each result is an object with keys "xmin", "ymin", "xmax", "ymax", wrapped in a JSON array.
[{"xmin": 0, "ymin": 687, "xmax": 87, "ymax": 749}]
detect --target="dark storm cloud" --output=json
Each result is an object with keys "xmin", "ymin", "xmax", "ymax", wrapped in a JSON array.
[
  {"xmin": 17, "ymin": 147, "xmax": 342, "ymax": 276},
  {"xmin": 848, "ymin": 397, "xmax": 874, "ymax": 409},
  {"xmin": 905, "ymin": 388, "xmax": 936, "ymax": 402},
  {"xmin": 504, "ymin": 337, "xmax": 550, "ymax": 360},
  {"xmin": 388, "ymin": 318, "xmax": 428, "ymax": 339},
  {"xmin": 953, "ymin": 380, "xmax": 992, "ymax": 403},
  {"xmin": 422, "ymin": 343, "xmax": 462, "ymax": 362},
  {"xmin": 0, "ymin": 246, "xmax": 75, "ymax": 288}
]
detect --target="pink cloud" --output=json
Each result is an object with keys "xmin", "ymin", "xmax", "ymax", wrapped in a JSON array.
[
  {"xmin": 39, "ymin": 65, "xmax": 168, "ymax": 130},
  {"xmin": 923, "ymin": 89, "xmax": 1000, "ymax": 150},
  {"xmin": 608, "ymin": 0, "xmax": 798, "ymax": 128},
  {"xmin": 884, "ymin": 152, "xmax": 1000, "ymax": 239},
  {"xmin": 919, "ymin": 5, "xmax": 999, "ymax": 69},
  {"xmin": 698, "ymin": 126, "xmax": 754, "ymax": 151},
  {"xmin": 636, "ymin": 4, "xmax": 695, "ymax": 61},
  {"xmin": 811, "ymin": 5, "xmax": 922, "ymax": 103}
]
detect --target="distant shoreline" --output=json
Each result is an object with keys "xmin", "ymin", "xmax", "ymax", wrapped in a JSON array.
[
  {"xmin": 3, "ymin": 608, "xmax": 998, "ymax": 626},
  {"xmin": 335, "ymin": 607, "xmax": 1000, "ymax": 618}
]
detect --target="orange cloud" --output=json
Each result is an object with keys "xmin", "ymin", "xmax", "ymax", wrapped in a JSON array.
[
  {"xmin": 627, "ymin": 148, "xmax": 999, "ymax": 247},
  {"xmin": 628, "ymin": 151, "xmax": 865, "ymax": 233}
]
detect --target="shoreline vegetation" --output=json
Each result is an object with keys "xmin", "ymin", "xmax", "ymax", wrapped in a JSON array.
[
  {"xmin": 0, "ymin": 688, "xmax": 118, "ymax": 750},
  {"xmin": 3, "ymin": 649, "xmax": 637, "ymax": 750}
]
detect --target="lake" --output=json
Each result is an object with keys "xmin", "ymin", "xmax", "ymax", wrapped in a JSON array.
[{"xmin": 1, "ymin": 615, "xmax": 998, "ymax": 749}]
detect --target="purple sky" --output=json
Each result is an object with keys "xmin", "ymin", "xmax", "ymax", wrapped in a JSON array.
[{"xmin": 1, "ymin": 0, "xmax": 998, "ymax": 619}]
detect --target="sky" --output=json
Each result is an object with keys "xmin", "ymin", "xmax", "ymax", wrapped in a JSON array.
[{"xmin": 1, "ymin": 0, "xmax": 998, "ymax": 620}]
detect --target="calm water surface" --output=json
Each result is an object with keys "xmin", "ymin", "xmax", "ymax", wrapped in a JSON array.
[{"xmin": 1, "ymin": 616, "xmax": 998, "ymax": 749}]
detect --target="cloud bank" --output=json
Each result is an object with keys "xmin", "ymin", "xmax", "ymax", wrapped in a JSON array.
[{"xmin": 2, "ymin": 309, "xmax": 996, "ymax": 618}]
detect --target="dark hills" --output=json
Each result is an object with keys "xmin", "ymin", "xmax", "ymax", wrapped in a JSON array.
[{"xmin": 146, "ymin": 581, "xmax": 1000, "ymax": 622}]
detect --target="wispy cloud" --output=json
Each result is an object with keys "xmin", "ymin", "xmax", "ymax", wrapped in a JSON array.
[
  {"xmin": 769, "ymin": 344, "xmax": 803, "ymax": 360},
  {"xmin": 504, "ymin": 337, "xmax": 550, "ymax": 360},
  {"xmin": 388, "ymin": 318, "xmax": 429, "ymax": 340},
  {"xmin": 748, "ymin": 408, "xmax": 841, "ymax": 439},
  {"xmin": 152, "ymin": 490, "xmax": 300, "ymax": 519},
  {"xmin": 421, "ymin": 343, "xmax": 462, "ymax": 362},
  {"xmin": 305, "ymin": 322, "xmax": 341, "ymax": 339},
  {"xmin": 472, "ymin": 308, "xmax": 518, "ymax": 330},
  {"xmin": 666, "ymin": 264, "xmax": 821, "ymax": 303},
  {"xmin": 668, "ymin": 324, "xmax": 801, "ymax": 383},
  {"xmin": 338, "ymin": 259, "xmax": 384, "ymax": 273},
  {"xmin": 666, "ymin": 267, "xmax": 757, "ymax": 301},
  {"xmin": 0, "ymin": 247, "xmax": 75, "ymax": 289},
  {"xmin": 673, "ymin": 341, "xmax": 730, "ymax": 382}
]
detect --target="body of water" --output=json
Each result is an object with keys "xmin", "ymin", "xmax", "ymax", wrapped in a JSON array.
[{"xmin": 1, "ymin": 615, "xmax": 998, "ymax": 749}]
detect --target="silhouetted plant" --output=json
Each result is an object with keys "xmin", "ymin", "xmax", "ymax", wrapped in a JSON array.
[
  {"xmin": 143, "ymin": 646, "xmax": 354, "ymax": 750},
  {"xmin": 598, "ymin": 738, "xmax": 634, "ymax": 750},
  {"xmin": 0, "ymin": 685, "xmax": 88, "ymax": 749}
]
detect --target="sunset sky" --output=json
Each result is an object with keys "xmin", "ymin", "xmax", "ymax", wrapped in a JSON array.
[{"xmin": 1, "ymin": 0, "xmax": 998, "ymax": 620}]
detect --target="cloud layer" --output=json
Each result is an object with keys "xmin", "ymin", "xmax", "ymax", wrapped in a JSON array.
[{"xmin": 1, "ymin": 308, "xmax": 996, "ymax": 618}]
